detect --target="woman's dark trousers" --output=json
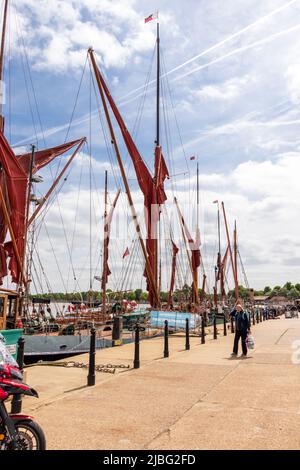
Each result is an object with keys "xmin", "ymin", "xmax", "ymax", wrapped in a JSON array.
[{"xmin": 233, "ymin": 329, "xmax": 248, "ymax": 355}]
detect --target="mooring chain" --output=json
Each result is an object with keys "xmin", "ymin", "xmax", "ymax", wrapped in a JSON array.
[{"xmin": 35, "ymin": 360, "xmax": 130, "ymax": 374}]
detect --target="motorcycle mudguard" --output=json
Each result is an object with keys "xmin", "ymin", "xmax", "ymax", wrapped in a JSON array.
[{"xmin": 9, "ymin": 414, "xmax": 34, "ymax": 422}]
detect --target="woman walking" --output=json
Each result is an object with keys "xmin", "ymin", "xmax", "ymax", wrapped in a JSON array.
[{"xmin": 230, "ymin": 302, "xmax": 250, "ymax": 358}]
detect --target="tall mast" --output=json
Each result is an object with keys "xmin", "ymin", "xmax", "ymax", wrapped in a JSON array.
[
  {"xmin": 156, "ymin": 21, "xmax": 160, "ymax": 147},
  {"xmin": 221, "ymin": 202, "xmax": 239, "ymax": 301},
  {"xmin": 234, "ymin": 220, "xmax": 238, "ymax": 289},
  {"xmin": 102, "ymin": 170, "xmax": 108, "ymax": 316},
  {"xmin": 88, "ymin": 48, "xmax": 160, "ymax": 307},
  {"xmin": 154, "ymin": 20, "xmax": 160, "ymax": 306},
  {"xmin": 0, "ymin": 0, "xmax": 8, "ymax": 131},
  {"xmin": 21, "ymin": 145, "xmax": 35, "ymax": 287},
  {"xmin": 193, "ymin": 160, "xmax": 199, "ymax": 304}
]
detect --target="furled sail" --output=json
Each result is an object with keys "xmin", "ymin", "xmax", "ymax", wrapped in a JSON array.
[
  {"xmin": 96, "ymin": 66, "xmax": 169, "ymax": 305},
  {"xmin": 17, "ymin": 139, "xmax": 83, "ymax": 174},
  {"xmin": 178, "ymin": 211, "xmax": 201, "ymax": 271},
  {"xmin": 0, "ymin": 131, "xmax": 28, "ymax": 284},
  {"xmin": 0, "ymin": 134, "xmax": 83, "ymax": 285},
  {"xmin": 101, "ymin": 190, "xmax": 120, "ymax": 290},
  {"xmin": 167, "ymin": 240, "xmax": 179, "ymax": 308}
]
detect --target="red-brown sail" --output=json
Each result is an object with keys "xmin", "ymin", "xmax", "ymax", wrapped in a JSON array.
[
  {"xmin": 17, "ymin": 139, "xmax": 83, "ymax": 174},
  {"xmin": 101, "ymin": 191, "xmax": 120, "ymax": 290},
  {"xmin": 167, "ymin": 240, "xmax": 179, "ymax": 309},
  {"xmin": 0, "ymin": 134, "xmax": 84, "ymax": 285},
  {"xmin": 0, "ymin": 131, "xmax": 28, "ymax": 284},
  {"xmin": 178, "ymin": 211, "xmax": 201, "ymax": 271},
  {"xmin": 95, "ymin": 65, "xmax": 169, "ymax": 306}
]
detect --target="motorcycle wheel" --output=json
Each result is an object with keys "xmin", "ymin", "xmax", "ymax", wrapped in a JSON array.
[{"xmin": 11, "ymin": 420, "xmax": 46, "ymax": 450}]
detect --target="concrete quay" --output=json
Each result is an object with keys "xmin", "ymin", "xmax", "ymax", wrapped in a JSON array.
[{"xmin": 22, "ymin": 317, "xmax": 300, "ymax": 450}]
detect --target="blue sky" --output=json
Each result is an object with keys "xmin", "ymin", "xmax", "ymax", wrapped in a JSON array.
[{"xmin": 2, "ymin": 0, "xmax": 300, "ymax": 294}]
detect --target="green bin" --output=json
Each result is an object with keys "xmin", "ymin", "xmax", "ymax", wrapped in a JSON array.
[{"xmin": 0, "ymin": 329, "xmax": 24, "ymax": 360}]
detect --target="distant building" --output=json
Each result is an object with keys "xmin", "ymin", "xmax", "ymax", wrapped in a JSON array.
[{"xmin": 253, "ymin": 295, "xmax": 271, "ymax": 303}]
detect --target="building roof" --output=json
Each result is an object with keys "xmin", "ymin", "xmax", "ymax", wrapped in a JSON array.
[{"xmin": 253, "ymin": 295, "xmax": 270, "ymax": 301}]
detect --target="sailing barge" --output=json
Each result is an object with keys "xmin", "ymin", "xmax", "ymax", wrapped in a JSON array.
[{"xmin": 0, "ymin": 4, "xmax": 247, "ymax": 361}]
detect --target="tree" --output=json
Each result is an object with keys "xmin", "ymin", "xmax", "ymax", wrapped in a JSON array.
[
  {"xmin": 295, "ymin": 284, "xmax": 300, "ymax": 292},
  {"xmin": 287, "ymin": 288, "xmax": 300, "ymax": 300},
  {"xmin": 278, "ymin": 287, "xmax": 288, "ymax": 297},
  {"xmin": 263, "ymin": 286, "xmax": 271, "ymax": 294},
  {"xmin": 140, "ymin": 292, "xmax": 149, "ymax": 302},
  {"xmin": 284, "ymin": 282, "xmax": 293, "ymax": 291},
  {"xmin": 134, "ymin": 289, "xmax": 143, "ymax": 302}
]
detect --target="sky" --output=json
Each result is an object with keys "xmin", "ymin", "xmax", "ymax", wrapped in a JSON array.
[{"xmin": 2, "ymin": 0, "xmax": 300, "ymax": 294}]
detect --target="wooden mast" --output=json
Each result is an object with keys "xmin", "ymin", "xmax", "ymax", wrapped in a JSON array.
[
  {"xmin": 234, "ymin": 220, "xmax": 238, "ymax": 288},
  {"xmin": 154, "ymin": 20, "xmax": 160, "ymax": 307},
  {"xmin": 102, "ymin": 171, "xmax": 108, "ymax": 316},
  {"xmin": 88, "ymin": 48, "xmax": 160, "ymax": 307},
  {"xmin": 221, "ymin": 202, "xmax": 239, "ymax": 301},
  {"xmin": 19, "ymin": 144, "xmax": 35, "ymax": 307},
  {"xmin": 192, "ymin": 160, "xmax": 199, "ymax": 304},
  {"xmin": 0, "ymin": 0, "xmax": 8, "ymax": 131}
]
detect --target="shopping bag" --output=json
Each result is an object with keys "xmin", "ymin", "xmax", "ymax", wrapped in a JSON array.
[{"xmin": 246, "ymin": 332, "xmax": 255, "ymax": 349}]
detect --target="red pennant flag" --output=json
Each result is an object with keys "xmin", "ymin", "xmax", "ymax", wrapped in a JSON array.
[
  {"xmin": 213, "ymin": 200, "xmax": 219, "ymax": 204},
  {"xmin": 123, "ymin": 247, "xmax": 130, "ymax": 259},
  {"xmin": 145, "ymin": 12, "xmax": 158, "ymax": 23},
  {"xmin": 190, "ymin": 156, "xmax": 196, "ymax": 161}
]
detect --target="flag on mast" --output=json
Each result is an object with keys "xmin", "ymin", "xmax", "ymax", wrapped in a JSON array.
[
  {"xmin": 123, "ymin": 247, "xmax": 130, "ymax": 259},
  {"xmin": 190, "ymin": 156, "xmax": 196, "ymax": 161},
  {"xmin": 145, "ymin": 11, "xmax": 158, "ymax": 23},
  {"xmin": 213, "ymin": 200, "xmax": 219, "ymax": 204}
]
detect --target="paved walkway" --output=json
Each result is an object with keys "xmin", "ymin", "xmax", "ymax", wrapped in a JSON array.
[{"xmin": 22, "ymin": 317, "xmax": 300, "ymax": 450}]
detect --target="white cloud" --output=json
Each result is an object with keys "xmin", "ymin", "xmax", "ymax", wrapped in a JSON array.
[
  {"xmin": 196, "ymin": 75, "xmax": 252, "ymax": 101},
  {"xmin": 12, "ymin": 0, "xmax": 158, "ymax": 72}
]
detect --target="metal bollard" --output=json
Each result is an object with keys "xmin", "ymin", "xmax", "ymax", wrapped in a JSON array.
[
  {"xmin": 213, "ymin": 316, "xmax": 217, "ymax": 340},
  {"xmin": 201, "ymin": 316, "xmax": 205, "ymax": 344},
  {"xmin": 164, "ymin": 320, "xmax": 169, "ymax": 358},
  {"xmin": 253, "ymin": 312, "xmax": 255, "ymax": 325},
  {"xmin": 256, "ymin": 311, "xmax": 259, "ymax": 324},
  {"xmin": 249, "ymin": 312, "xmax": 252, "ymax": 327},
  {"xmin": 133, "ymin": 324, "xmax": 140, "ymax": 369},
  {"xmin": 260, "ymin": 311, "xmax": 263, "ymax": 323},
  {"xmin": 11, "ymin": 337, "xmax": 25, "ymax": 414},
  {"xmin": 87, "ymin": 327, "xmax": 96, "ymax": 386},
  {"xmin": 230, "ymin": 316, "xmax": 235, "ymax": 334},
  {"xmin": 185, "ymin": 318, "xmax": 190, "ymax": 350},
  {"xmin": 223, "ymin": 315, "xmax": 227, "ymax": 336}
]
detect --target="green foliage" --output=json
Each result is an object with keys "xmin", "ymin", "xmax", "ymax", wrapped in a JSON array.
[
  {"xmin": 263, "ymin": 286, "xmax": 271, "ymax": 293},
  {"xmin": 32, "ymin": 281, "xmax": 300, "ymax": 303},
  {"xmin": 134, "ymin": 289, "xmax": 143, "ymax": 301}
]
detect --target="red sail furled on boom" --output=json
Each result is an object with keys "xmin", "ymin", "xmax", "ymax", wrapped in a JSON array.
[
  {"xmin": 167, "ymin": 240, "xmax": 179, "ymax": 309},
  {"xmin": 17, "ymin": 139, "xmax": 83, "ymax": 174},
  {"xmin": 0, "ymin": 134, "xmax": 83, "ymax": 285},
  {"xmin": 96, "ymin": 65, "xmax": 169, "ymax": 305},
  {"xmin": 0, "ymin": 132, "xmax": 28, "ymax": 284},
  {"xmin": 101, "ymin": 191, "xmax": 120, "ymax": 290},
  {"xmin": 179, "ymin": 212, "xmax": 201, "ymax": 271}
]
